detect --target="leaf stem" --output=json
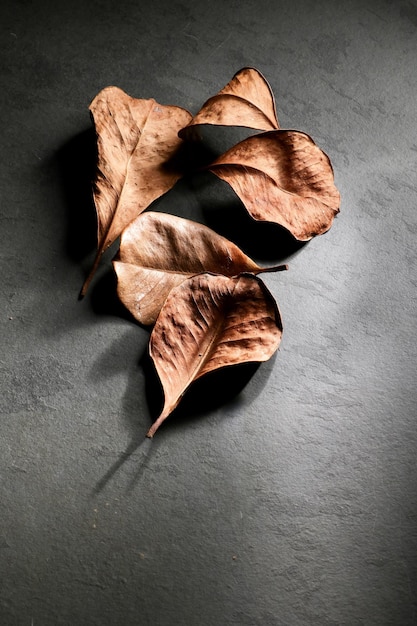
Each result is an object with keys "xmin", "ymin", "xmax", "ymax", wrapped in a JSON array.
[
  {"xmin": 257, "ymin": 263, "xmax": 289, "ymax": 274},
  {"xmin": 146, "ymin": 412, "xmax": 167, "ymax": 439},
  {"xmin": 79, "ymin": 251, "xmax": 102, "ymax": 299}
]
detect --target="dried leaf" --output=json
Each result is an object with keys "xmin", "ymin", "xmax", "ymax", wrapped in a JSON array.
[
  {"xmin": 113, "ymin": 211, "xmax": 287, "ymax": 326},
  {"xmin": 146, "ymin": 272, "xmax": 283, "ymax": 437},
  {"xmin": 80, "ymin": 86, "xmax": 192, "ymax": 296},
  {"xmin": 207, "ymin": 130, "xmax": 340, "ymax": 241},
  {"xmin": 178, "ymin": 67, "xmax": 279, "ymax": 141}
]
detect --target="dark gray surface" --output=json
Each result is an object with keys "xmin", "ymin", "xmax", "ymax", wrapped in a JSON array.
[{"xmin": 1, "ymin": 0, "xmax": 416, "ymax": 624}]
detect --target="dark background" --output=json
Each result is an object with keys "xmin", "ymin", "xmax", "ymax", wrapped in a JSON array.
[{"xmin": 1, "ymin": 0, "xmax": 416, "ymax": 624}]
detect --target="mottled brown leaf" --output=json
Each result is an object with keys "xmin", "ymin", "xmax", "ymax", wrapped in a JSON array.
[
  {"xmin": 113, "ymin": 211, "xmax": 287, "ymax": 326},
  {"xmin": 178, "ymin": 67, "xmax": 279, "ymax": 141},
  {"xmin": 208, "ymin": 130, "xmax": 340, "ymax": 241},
  {"xmin": 80, "ymin": 86, "xmax": 192, "ymax": 296},
  {"xmin": 146, "ymin": 273, "xmax": 283, "ymax": 437}
]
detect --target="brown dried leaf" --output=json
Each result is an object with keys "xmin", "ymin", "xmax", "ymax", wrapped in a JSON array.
[
  {"xmin": 208, "ymin": 130, "xmax": 340, "ymax": 241},
  {"xmin": 113, "ymin": 211, "xmax": 287, "ymax": 326},
  {"xmin": 178, "ymin": 67, "xmax": 279, "ymax": 141},
  {"xmin": 80, "ymin": 86, "xmax": 192, "ymax": 296},
  {"xmin": 147, "ymin": 272, "xmax": 283, "ymax": 437}
]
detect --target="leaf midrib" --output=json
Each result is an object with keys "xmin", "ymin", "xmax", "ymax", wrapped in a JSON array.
[
  {"xmin": 99, "ymin": 98, "xmax": 155, "ymax": 252},
  {"xmin": 161, "ymin": 277, "xmax": 238, "ymax": 417}
]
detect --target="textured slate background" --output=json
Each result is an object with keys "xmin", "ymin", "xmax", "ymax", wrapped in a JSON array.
[{"xmin": 1, "ymin": 0, "xmax": 416, "ymax": 624}]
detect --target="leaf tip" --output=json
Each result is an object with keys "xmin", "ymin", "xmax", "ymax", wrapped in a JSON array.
[
  {"xmin": 79, "ymin": 277, "xmax": 91, "ymax": 299},
  {"xmin": 146, "ymin": 415, "xmax": 164, "ymax": 439}
]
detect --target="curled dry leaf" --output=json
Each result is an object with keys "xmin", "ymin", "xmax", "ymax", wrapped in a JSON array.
[
  {"xmin": 147, "ymin": 272, "xmax": 283, "ymax": 438},
  {"xmin": 208, "ymin": 130, "xmax": 340, "ymax": 241},
  {"xmin": 178, "ymin": 67, "xmax": 279, "ymax": 141},
  {"xmin": 113, "ymin": 211, "xmax": 287, "ymax": 326},
  {"xmin": 80, "ymin": 86, "xmax": 192, "ymax": 296}
]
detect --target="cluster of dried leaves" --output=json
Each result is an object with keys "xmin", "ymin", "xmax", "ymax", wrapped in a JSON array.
[{"xmin": 81, "ymin": 68, "xmax": 340, "ymax": 438}]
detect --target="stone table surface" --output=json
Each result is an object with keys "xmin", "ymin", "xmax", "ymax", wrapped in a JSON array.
[{"xmin": 1, "ymin": 0, "xmax": 416, "ymax": 624}]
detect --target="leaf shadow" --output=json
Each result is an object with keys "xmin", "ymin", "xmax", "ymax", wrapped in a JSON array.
[
  {"xmin": 180, "ymin": 124, "xmax": 261, "ymax": 159},
  {"xmin": 89, "ymin": 264, "xmax": 136, "ymax": 322},
  {"xmin": 162, "ymin": 134, "xmax": 218, "ymax": 174},
  {"xmin": 90, "ymin": 325, "xmax": 154, "ymax": 494},
  {"xmin": 93, "ymin": 436, "xmax": 154, "ymax": 495},
  {"xmin": 54, "ymin": 127, "xmax": 98, "ymax": 262},
  {"xmin": 124, "ymin": 352, "xmax": 279, "ymax": 492},
  {"xmin": 189, "ymin": 171, "xmax": 308, "ymax": 264},
  {"xmin": 141, "ymin": 351, "xmax": 265, "ymax": 438}
]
